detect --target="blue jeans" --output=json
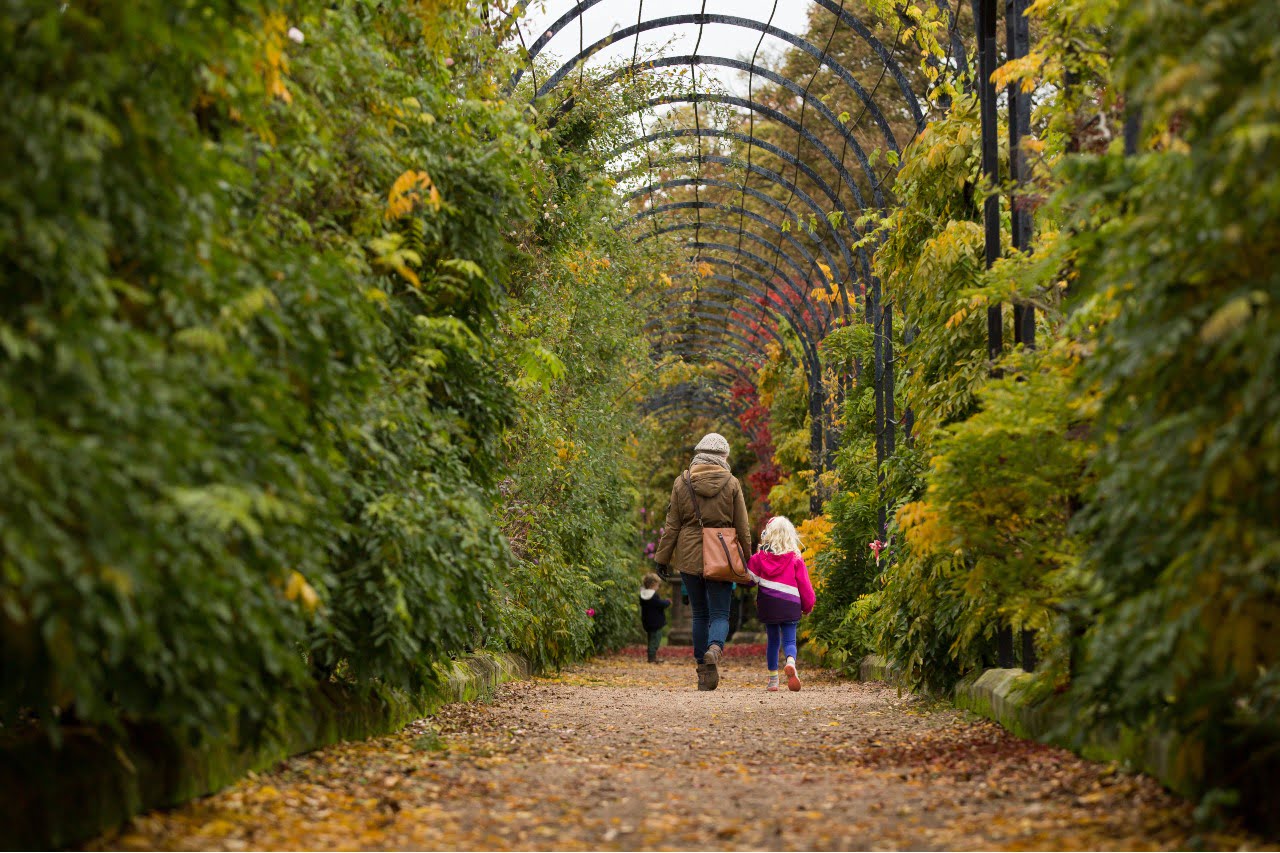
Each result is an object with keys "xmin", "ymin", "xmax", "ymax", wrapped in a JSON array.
[
  {"xmin": 766, "ymin": 622, "xmax": 799, "ymax": 672},
  {"xmin": 681, "ymin": 572, "xmax": 732, "ymax": 663}
]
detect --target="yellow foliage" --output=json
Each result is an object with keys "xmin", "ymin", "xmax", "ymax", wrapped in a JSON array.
[
  {"xmin": 554, "ymin": 438, "xmax": 580, "ymax": 464},
  {"xmin": 896, "ymin": 500, "xmax": 947, "ymax": 554},
  {"xmin": 258, "ymin": 13, "xmax": 293, "ymax": 104},
  {"xmin": 284, "ymin": 570, "xmax": 321, "ymax": 613},
  {"xmin": 797, "ymin": 515, "xmax": 833, "ymax": 567},
  {"xmin": 386, "ymin": 170, "xmax": 442, "ymax": 221}
]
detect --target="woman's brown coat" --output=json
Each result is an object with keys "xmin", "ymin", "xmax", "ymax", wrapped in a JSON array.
[{"xmin": 653, "ymin": 464, "xmax": 752, "ymax": 577}]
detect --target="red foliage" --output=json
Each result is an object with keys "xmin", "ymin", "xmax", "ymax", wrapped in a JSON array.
[{"xmin": 729, "ymin": 377, "xmax": 780, "ymax": 505}]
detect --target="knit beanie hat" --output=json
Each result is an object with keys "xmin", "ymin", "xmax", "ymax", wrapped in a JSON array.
[{"xmin": 691, "ymin": 433, "xmax": 731, "ymax": 470}]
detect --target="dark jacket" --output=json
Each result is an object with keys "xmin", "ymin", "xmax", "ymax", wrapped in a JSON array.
[
  {"xmin": 639, "ymin": 589, "xmax": 671, "ymax": 631},
  {"xmin": 653, "ymin": 464, "xmax": 752, "ymax": 577}
]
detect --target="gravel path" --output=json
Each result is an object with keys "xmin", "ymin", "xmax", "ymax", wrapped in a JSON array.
[{"xmin": 102, "ymin": 647, "xmax": 1254, "ymax": 850}]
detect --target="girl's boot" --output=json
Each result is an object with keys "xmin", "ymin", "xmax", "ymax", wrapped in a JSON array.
[{"xmin": 696, "ymin": 662, "xmax": 719, "ymax": 691}]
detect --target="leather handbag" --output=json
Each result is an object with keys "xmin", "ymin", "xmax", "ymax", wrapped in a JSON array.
[{"xmin": 682, "ymin": 472, "xmax": 750, "ymax": 583}]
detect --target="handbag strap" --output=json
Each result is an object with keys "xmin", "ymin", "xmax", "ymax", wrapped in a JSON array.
[
  {"xmin": 715, "ymin": 529, "xmax": 751, "ymax": 583},
  {"xmin": 681, "ymin": 472, "xmax": 704, "ymax": 528}
]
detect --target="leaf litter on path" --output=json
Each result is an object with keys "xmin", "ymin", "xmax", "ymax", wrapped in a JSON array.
[{"xmin": 100, "ymin": 649, "xmax": 1262, "ymax": 851}]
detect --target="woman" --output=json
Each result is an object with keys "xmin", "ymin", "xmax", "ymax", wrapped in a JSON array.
[{"xmin": 653, "ymin": 433, "xmax": 752, "ymax": 690}]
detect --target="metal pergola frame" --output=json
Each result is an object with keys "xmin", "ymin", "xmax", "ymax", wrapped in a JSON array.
[{"xmin": 501, "ymin": 0, "xmax": 1000, "ymax": 519}]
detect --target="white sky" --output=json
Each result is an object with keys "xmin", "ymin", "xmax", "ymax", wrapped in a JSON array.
[{"xmin": 514, "ymin": 0, "xmax": 817, "ymax": 97}]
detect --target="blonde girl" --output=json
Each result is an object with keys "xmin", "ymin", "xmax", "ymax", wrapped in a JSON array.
[{"xmin": 746, "ymin": 516, "xmax": 816, "ymax": 691}]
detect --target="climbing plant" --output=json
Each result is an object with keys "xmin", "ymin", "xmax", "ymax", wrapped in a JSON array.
[
  {"xmin": 1060, "ymin": 0, "xmax": 1280, "ymax": 800},
  {"xmin": 0, "ymin": 0, "xmax": 662, "ymax": 741}
]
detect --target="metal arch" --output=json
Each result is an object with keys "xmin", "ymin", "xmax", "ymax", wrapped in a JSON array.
[
  {"xmin": 661, "ymin": 302, "xmax": 817, "ymax": 389},
  {"xmin": 685, "ymin": 254, "xmax": 827, "ymax": 324},
  {"xmin": 641, "ymin": 379, "xmax": 740, "ymax": 406},
  {"xmin": 622, "ymin": 202, "xmax": 833, "ymax": 315},
  {"xmin": 536, "ymin": 22, "xmax": 900, "ymax": 159},
  {"xmin": 666, "ymin": 274, "xmax": 822, "ymax": 355},
  {"xmin": 499, "ymin": 0, "xmax": 936, "ymax": 499},
  {"xmin": 646, "ymin": 302, "xmax": 785, "ymax": 352},
  {"xmin": 648, "ymin": 228, "xmax": 835, "ymax": 376},
  {"xmin": 642, "ymin": 360, "xmax": 761, "ymax": 426},
  {"xmin": 646, "ymin": 359, "xmax": 758, "ymax": 389},
  {"xmin": 639, "ymin": 398, "xmax": 744, "ymax": 433},
  {"xmin": 608, "ymin": 102, "xmax": 873, "ymax": 294},
  {"xmin": 641, "ymin": 222, "xmax": 821, "ymax": 316},
  {"xmin": 634, "ymin": 199, "xmax": 846, "ymax": 321},
  {"xmin": 646, "ymin": 307, "xmax": 794, "ymax": 367},
  {"xmin": 650, "ymin": 347, "xmax": 770, "ymax": 386},
  {"xmin": 660, "ymin": 307, "xmax": 830, "ymax": 478},
  {"xmin": 507, "ymin": 0, "xmax": 923, "ymax": 130},
  {"xmin": 647, "ymin": 314, "xmax": 782, "ymax": 366},
  {"xmin": 676, "ymin": 238, "xmax": 842, "ymax": 334},
  {"xmin": 651, "ymin": 308, "xmax": 790, "ymax": 365},
  {"xmin": 619, "ymin": 145, "xmax": 872, "ymax": 302},
  {"xmin": 649, "ymin": 231, "xmax": 839, "ymax": 352},
  {"xmin": 622, "ymin": 204, "xmax": 836, "ymax": 328},
  {"xmin": 614, "ymin": 116, "xmax": 868, "ymax": 229},
  {"xmin": 610, "ymin": 95, "xmax": 879, "ymax": 297},
  {"xmin": 665, "ymin": 271, "xmax": 825, "ymax": 369},
  {"xmin": 641, "ymin": 390, "xmax": 739, "ymax": 419},
  {"xmin": 664, "ymin": 280, "xmax": 817, "ymax": 373},
  {"xmin": 610, "ymin": 126, "xmax": 861, "ymax": 254},
  {"xmin": 641, "ymin": 393, "xmax": 737, "ymax": 420},
  {"xmin": 676, "ymin": 244, "xmax": 832, "ymax": 381},
  {"xmin": 642, "ymin": 376, "xmax": 746, "ymax": 407},
  {"xmin": 641, "ymin": 400, "xmax": 740, "ymax": 427},
  {"xmin": 649, "ymin": 351, "xmax": 762, "ymax": 386},
  {"xmin": 665, "ymin": 258, "xmax": 824, "ymax": 348},
  {"xmin": 642, "ymin": 220, "xmax": 827, "ymax": 308},
  {"xmin": 621, "ymin": 174, "xmax": 853, "ymax": 289},
  {"xmin": 553, "ymin": 52, "xmax": 887, "ymax": 209},
  {"xmin": 617, "ymin": 173, "xmax": 850, "ymax": 304},
  {"xmin": 618, "ymin": 194, "xmax": 843, "ymax": 285}
]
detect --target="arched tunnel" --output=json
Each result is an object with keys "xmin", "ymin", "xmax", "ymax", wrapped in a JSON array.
[{"xmin": 502, "ymin": 0, "xmax": 967, "ymax": 512}]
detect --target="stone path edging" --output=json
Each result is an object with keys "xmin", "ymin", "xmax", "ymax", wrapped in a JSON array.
[
  {"xmin": 847, "ymin": 653, "xmax": 1198, "ymax": 800},
  {"xmin": 1, "ymin": 652, "xmax": 530, "ymax": 848}
]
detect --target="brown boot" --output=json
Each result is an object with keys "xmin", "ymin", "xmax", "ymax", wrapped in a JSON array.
[{"xmin": 697, "ymin": 662, "xmax": 719, "ymax": 691}]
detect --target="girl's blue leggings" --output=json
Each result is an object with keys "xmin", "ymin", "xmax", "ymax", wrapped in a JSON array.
[{"xmin": 766, "ymin": 622, "xmax": 799, "ymax": 671}]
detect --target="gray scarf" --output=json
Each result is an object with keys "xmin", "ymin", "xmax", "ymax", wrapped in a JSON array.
[{"xmin": 691, "ymin": 452, "xmax": 730, "ymax": 470}]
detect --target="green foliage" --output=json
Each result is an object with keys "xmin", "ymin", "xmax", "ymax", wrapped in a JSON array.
[
  {"xmin": 1063, "ymin": 0, "xmax": 1280, "ymax": 772},
  {"xmin": 0, "ymin": 0, "xmax": 650, "ymax": 740},
  {"xmin": 760, "ymin": 348, "xmax": 814, "ymax": 519},
  {"xmin": 811, "ymin": 1, "xmax": 1280, "ymax": 816},
  {"xmin": 882, "ymin": 348, "xmax": 1089, "ymax": 691}
]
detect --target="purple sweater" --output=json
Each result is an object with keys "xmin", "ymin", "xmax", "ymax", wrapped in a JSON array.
[{"xmin": 746, "ymin": 550, "xmax": 816, "ymax": 625}]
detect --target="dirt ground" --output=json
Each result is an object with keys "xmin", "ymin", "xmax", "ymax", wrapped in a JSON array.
[{"xmin": 100, "ymin": 646, "xmax": 1260, "ymax": 851}]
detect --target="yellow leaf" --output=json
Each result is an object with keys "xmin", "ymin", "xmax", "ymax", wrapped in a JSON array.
[
  {"xmin": 285, "ymin": 571, "xmax": 321, "ymax": 613},
  {"xmin": 386, "ymin": 170, "xmax": 441, "ymax": 221}
]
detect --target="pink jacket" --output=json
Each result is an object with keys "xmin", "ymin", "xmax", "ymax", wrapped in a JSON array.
[{"xmin": 746, "ymin": 549, "xmax": 816, "ymax": 624}]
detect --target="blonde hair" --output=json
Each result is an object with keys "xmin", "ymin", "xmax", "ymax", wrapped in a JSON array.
[
  {"xmin": 759, "ymin": 516, "xmax": 803, "ymax": 556},
  {"xmin": 642, "ymin": 572, "xmax": 662, "ymax": 589}
]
